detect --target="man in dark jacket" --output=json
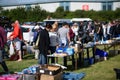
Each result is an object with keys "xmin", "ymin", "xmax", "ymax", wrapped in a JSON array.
[
  {"xmin": 38, "ymin": 24, "xmax": 51, "ymax": 65},
  {"xmin": 0, "ymin": 23, "xmax": 9, "ymax": 73}
]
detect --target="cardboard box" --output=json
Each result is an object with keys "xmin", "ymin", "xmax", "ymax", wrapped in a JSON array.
[
  {"xmin": 18, "ymin": 74, "xmax": 39, "ymax": 80},
  {"xmin": 37, "ymin": 64, "xmax": 62, "ymax": 75},
  {"xmin": 39, "ymin": 72, "xmax": 63, "ymax": 80}
]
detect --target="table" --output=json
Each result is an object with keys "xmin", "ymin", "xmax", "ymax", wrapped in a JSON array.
[
  {"xmin": 84, "ymin": 44, "xmax": 96, "ymax": 64},
  {"xmin": 95, "ymin": 39, "xmax": 120, "ymax": 51},
  {"xmin": 47, "ymin": 53, "xmax": 75, "ymax": 68}
]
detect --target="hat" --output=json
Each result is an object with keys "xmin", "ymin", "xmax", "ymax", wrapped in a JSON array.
[
  {"xmin": 73, "ymin": 23, "xmax": 78, "ymax": 26},
  {"xmin": 34, "ymin": 25, "xmax": 40, "ymax": 29}
]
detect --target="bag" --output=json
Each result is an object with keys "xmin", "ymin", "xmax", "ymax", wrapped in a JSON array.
[
  {"xmin": 56, "ymin": 47, "xmax": 64, "ymax": 53},
  {"xmin": 63, "ymin": 72, "xmax": 85, "ymax": 80},
  {"xmin": 33, "ymin": 33, "xmax": 40, "ymax": 49},
  {"xmin": 95, "ymin": 48, "xmax": 108, "ymax": 57},
  {"xmin": 9, "ymin": 53, "xmax": 19, "ymax": 61},
  {"xmin": 9, "ymin": 41, "xmax": 15, "ymax": 56},
  {"xmin": 63, "ymin": 47, "xmax": 75, "ymax": 55}
]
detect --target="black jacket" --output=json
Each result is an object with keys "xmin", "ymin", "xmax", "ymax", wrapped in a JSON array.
[{"xmin": 38, "ymin": 29, "xmax": 50, "ymax": 54}]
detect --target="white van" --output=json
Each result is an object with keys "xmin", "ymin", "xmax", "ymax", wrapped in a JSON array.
[
  {"xmin": 43, "ymin": 19, "xmax": 72, "ymax": 27},
  {"xmin": 71, "ymin": 18, "xmax": 92, "ymax": 22}
]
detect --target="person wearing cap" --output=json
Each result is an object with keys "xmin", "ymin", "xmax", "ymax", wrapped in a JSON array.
[
  {"xmin": 72, "ymin": 23, "xmax": 79, "ymax": 43},
  {"xmin": 32, "ymin": 23, "xmax": 41, "ymax": 45}
]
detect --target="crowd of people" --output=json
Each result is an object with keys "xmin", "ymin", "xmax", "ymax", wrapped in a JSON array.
[{"xmin": 0, "ymin": 18, "xmax": 120, "ymax": 73}]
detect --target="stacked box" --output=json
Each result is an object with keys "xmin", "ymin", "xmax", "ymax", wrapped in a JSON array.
[
  {"xmin": 39, "ymin": 72, "xmax": 63, "ymax": 80},
  {"xmin": 36, "ymin": 64, "xmax": 62, "ymax": 75}
]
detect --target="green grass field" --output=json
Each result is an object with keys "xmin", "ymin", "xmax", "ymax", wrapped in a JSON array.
[
  {"xmin": 0, "ymin": 54, "xmax": 120, "ymax": 80},
  {"xmin": 0, "ymin": 45, "xmax": 120, "ymax": 80}
]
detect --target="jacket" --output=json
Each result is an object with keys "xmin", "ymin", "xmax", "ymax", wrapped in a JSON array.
[
  {"xmin": 0, "ymin": 26, "xmax": 7, "ymax": 49},
  {"xmin": 10, "ymin": 24, "xmax": 23, "ymax": 40}
]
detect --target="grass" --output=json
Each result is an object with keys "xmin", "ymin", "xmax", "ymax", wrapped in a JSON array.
[{"xmin": 0, "ymin": 45, "xmax": 120, "ymax": 80}]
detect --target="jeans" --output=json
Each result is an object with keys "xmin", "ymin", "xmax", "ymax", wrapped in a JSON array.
[
  {"xmin": 49, "ymin": 46, "xmax": 56, "ymax": 63},
  {"xmin": 2, "ymin": 49, "xmax": 9, "ymax": 59},
  {"xmin": 0, "ymin": 50, "xmax": 9, "ymax": 73},
  {"xmin": 0, "ymin": 50, "xmax": 3, "ymax": 62},
  {"xmin": 38, "ymin": 53, "xmax": 47, "ymax": 65},
  {"xmin": 94, "ymin": 33, "xmax": 100, "ymax": 42}
]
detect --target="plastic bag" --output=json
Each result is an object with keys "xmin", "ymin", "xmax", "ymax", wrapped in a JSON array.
[{"xmin": 9, "ymin": 41, "xmax": 15, "ymax": 56}]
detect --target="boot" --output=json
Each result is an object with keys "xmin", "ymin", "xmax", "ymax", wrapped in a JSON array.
[{"xmin": 0, "ymin": 61, "xmax": 9, "ymax": 74}]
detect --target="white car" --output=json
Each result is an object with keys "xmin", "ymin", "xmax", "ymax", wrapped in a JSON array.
[{"xmin": 21, "ymin": 25, "xmax": 34, "ymax": 43}]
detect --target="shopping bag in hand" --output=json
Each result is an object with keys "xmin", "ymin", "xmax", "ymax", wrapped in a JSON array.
[{"xmin": 9, "ymin": 41, "xmax": 15, "ymax": 56}]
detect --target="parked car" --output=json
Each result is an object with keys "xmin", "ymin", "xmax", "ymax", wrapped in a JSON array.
[{"xmin": 21, "ymin": 25, "xmax": 35, "ymax": 44}]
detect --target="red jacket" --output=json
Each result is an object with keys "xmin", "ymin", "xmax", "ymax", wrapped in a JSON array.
[{"xmin": 10, "ymin": 24, "xmax": 23, "ymax": 40}]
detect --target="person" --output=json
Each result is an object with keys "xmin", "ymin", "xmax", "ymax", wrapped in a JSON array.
[
  {"xmin": 68, "ymin": 24, "xmax": 75, "ymax": 45},
  {"xmin": 102, "ymin": 22, "xmax": 108, "ymax": 41},
  {"xmin": 0, "ymin": 23, "xmax": 9, "ymax": 73},
  {"xmin": 107, "ymin": 21, "xmax": 112, "ymax": 40},
  {"xmin": 79, "ymin": 30, "xmax": 92, "ymax": 44},
  {"xmin": 49, "ymin": 24, "xmax": 59, "ymax": 63},
  {"xmin": 71, "ymin": 23, "xmax": 79, "ymax": 42},
  {"xmin": 58, "ymin": 22, "xmax": 70, "ymax": 47},
  {"xmin": 8, "ymin": 20, "xmax": 23, "ymax": 61},
  {"xmin": 32, "ymin": 23, "xmax": 43, "ymax": 59},
  {"xmin": 93, "ymin": 21, "xmax": 102, "ymax": 42},
  {"xmin": 38, "ymin": 23, "xmax": 51, "ymax": 65},
  {"xmin": 115, "ymin": 20, "xmax": 120, "ymax": 37},
  {"xmin": 32, "ymin": 23, "xmax": 41, "ymax": 44},
  {"xmin": 78, "ymin": 21, "xmax": 84, "ymax": 40},
  {"xmin": 109, "ymin": 20, "xmax": 116, "ymax": 38}
]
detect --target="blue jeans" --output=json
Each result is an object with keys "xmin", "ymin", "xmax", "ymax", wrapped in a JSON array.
[
  {"xmin": 49, "ymin": 46, "xmax": 56, "ymax": 63},
  {"xmin": 38, "ymin": 53, "xmax": 47, "ymax": 65},
  {"xmin": 94, "ymin": 33, "xmax": 99, "ymax": 42}
]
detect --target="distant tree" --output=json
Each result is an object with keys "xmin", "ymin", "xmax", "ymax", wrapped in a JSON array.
[{"xmin": 53, "ymin": 6, "xmax": 65, "ymax": 18}]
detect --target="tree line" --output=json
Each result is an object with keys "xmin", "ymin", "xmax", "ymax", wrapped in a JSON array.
[{"xmin": 0, "ymin": 6, "xmax": 120, "ymax": 22}]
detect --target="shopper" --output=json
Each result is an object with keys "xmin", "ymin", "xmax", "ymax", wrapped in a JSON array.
[
  {"xmin": 38, "ymin": 24, "xmax": 51, "ymax": 65},
  {"xmin": 58, "ymin": 22, "xmax": 70, "ymax": 47},
  {"xmin": 8, "ymin": 20, "xmax": 23, "ymax": 61},
  {"xmin": 0, "ymin": 23, "xmax": 9, "ymax": 73},
  {"xmin": 49, "ymin": 23, "xmax": 59, "ymax": 63}
]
